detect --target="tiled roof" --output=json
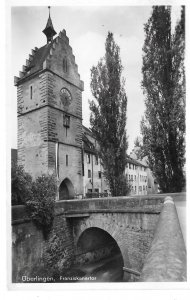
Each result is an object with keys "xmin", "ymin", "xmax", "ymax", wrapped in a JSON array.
[
  {"xmin": 82, "ymin": 125, "xmax": 93, "ymax": 136},
  {"xmin": 82, "ymin": 126, "xmax": 147, "ymax": 167},
  {"xmin": 126, "ymin": 155, "xmax": 147, "ymax": 168},
  {"xmin": 82, "ymin": 133, "xmax": 96, "ymax": 154}
]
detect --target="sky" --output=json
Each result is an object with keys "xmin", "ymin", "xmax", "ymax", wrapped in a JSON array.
[{"xmin": 10, "ymin": 4, "xmax": 181, "ymax": 152}]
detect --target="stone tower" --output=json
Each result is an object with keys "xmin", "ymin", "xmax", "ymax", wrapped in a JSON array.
[{"xmin": 14, "ymin": 8, "xmax": 84, "ymax": 199}]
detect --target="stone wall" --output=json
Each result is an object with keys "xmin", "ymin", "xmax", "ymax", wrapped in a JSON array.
[
  {"xmin": 12, "ymin": 205, "xmax": 74, "ymax": 283},
  {"xmin": 72, "ymin": 212, "xmax": 159, "ymax": 274},
  {"xmin": 17, "ymin": 108, "xmax": 49, "ymax": 177}
]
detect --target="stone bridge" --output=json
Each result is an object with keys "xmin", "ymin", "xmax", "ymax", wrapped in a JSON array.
[
  {"xmin": 12, "ymin": 193, "xmax": 186, "ymax": 282},
  {"xmin": 59, "ymin": 196, "xmax": 163, "ymax": 279}
]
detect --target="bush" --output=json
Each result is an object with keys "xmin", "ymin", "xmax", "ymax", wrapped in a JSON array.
[
  {"xmin": 11, "ymin": 163, "xmax": 33, "ymax": 205},
  {"xmin": 26, "ymin": 174, "xmax": 57, "ymax": 237},
  {"xmin": 11, "ymin": 164, "xmax": 57, "ymax": 236}
]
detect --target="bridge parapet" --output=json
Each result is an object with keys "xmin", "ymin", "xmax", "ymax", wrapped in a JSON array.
[
  {"xmin": 139, "ymin": 196, "xmax": 186, "ymax": 282},
  {"xmin": 56, "ymin": 195, "xmax": 166, "ymax": 216},
  {"xmin": 11, "ymin": 195, "xmax": 164, "ymax": 224}
]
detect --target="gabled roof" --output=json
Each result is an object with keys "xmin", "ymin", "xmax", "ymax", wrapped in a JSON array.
[
  {"xmin": 82, "ymin": 125, "xmax": 93, "ymax": 137},
  {"xmin": 81, "ymin": 126, "xmax": 147, "ymax": 167},
  {"xmin": 126, "ymin": 155, "xmax": 147, "ymax": 168},
  {"xmin": 82, "ymin": 132, "xmax": 96, "ymax": 154},
  {"xmin": 23, "ymin": 43, "xmax": 52, "ymax": 81},
  {"xmin": 127, "ymin": 155, "xmax": 148, "ymax": 168},
  {"xmin": 14, "ymin": 29, "xmax": 84, "ymax": 90}
]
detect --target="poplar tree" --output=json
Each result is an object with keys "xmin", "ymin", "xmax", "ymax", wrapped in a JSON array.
[
  {"xmin": 141, "ymin": 6, "xmax": 185, "ymax": 192},
  {"xmin": 89, "ymin": 32, "xmax": 129, "ymax": 196}
]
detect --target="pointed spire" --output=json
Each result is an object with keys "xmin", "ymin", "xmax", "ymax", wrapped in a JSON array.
[{"xmin": 43, "ymin": 6, "xmax": 57, "ymax": 44}]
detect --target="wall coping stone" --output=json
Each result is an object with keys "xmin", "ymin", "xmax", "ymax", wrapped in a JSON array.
[{"xmin": 139, "ymin": 196, "xmax": 186, "ymax": 282}]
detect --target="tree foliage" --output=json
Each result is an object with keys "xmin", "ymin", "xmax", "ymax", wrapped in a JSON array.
[
  {"xmin": 11, "ymin": 163, "xmax": 33, "ymax": 205},
  {"xmin": 26, "ymin": 174, "xmax": 57, "ymax": 237},
  {"xmin": 89, "ymin": 32, "xmax": 129, "ymax": 196},
  {"xmin": 132, "ymin": 136, "xmax": 145, "ymax": 160},
  {"xmin": 141, "ymin": 6, "xmax": 185, "ymax": 192},
  {"xmin": 11, "ymin": 163, "xmax": 57, "ymax": 236}
]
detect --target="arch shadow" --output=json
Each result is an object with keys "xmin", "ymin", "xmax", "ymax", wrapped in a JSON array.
[
  {"xmin": 59, "ymin": 178, "xmax": 75, "ymax": 200},
  {"xmin": 76, "ymin": 227, "xmax": 124, "ymax": 281}
]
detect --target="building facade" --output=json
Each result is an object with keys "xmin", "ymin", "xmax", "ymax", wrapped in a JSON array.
[
  {"xmin": 125, "ymin": 157, "xmax": 148, "ymax": 195},
  {"xmin": 15, "ymin": 11, "xmax": 84, "ymax": 200},
  {"xmin": 82, "ymin": 126, "xmax": 110, "ymax": 197},
  {"xmin": 14, "ymin": 9, "xmax": 157, "ymax": 200}
]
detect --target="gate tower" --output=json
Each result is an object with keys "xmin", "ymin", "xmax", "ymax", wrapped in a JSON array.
[{"xmin": 14, "ymin": 7, "xmax": 84, "ymax": 199}]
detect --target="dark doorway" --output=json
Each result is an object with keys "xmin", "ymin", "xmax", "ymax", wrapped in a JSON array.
[{"xmin": 59, "ymin": 178, "xmax": 75, "ymax": 200}]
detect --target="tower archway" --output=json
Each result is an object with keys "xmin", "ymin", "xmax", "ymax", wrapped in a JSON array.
[{"xmin": 59, "ymin": 178, "xmax": 75, "ymax": 200}]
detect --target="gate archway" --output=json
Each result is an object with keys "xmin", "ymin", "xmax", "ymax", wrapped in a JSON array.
[{"xmin": 59, "ymin": 178, "xmax": 75, "ymax": 200}]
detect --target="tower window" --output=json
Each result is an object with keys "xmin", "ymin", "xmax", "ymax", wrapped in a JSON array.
[
  {"xmin": 63, "ymin": 58, "xmax": 68, "ymax": 73},
  {"xmin": 30, "ymin": 86, "xmax": 33, "ymax": 99},
  {"xmin": 98, "ymin": 171, "xmax": 101, "ymax": 179},
  {"xmin": 66, "ymin": 155, "xmax": 68, "ymax": 166},
  {"xmin": 63, "ymin": 115, "xmax": 70, "ymax": 128}
]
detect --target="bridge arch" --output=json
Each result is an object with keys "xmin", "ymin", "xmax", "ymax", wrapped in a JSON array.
[
  {"xmin": 76, "ymin": 227, "xmax": 124, "ymax": 281},
  {"xmin": 59, "ymin": 178, "xmax": 75, "ymax": 200},
  {"xmin": 74, "ymin": 216, "xmax": 131, "ymax": 270}
]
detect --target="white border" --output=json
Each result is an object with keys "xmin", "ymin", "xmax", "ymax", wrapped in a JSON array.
[{"xmin": 2, "ymin": 0, "xmax": 190, "ymax": 298}]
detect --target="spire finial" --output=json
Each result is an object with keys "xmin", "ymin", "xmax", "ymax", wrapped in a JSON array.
[{"xmin": 42, "ymin": 6, "xmax": 57, "ymax": 44}]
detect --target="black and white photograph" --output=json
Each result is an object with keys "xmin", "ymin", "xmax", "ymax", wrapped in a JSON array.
[{"xmin": 3, "ymin": 0, "xmax": 189, "ymax": 296}]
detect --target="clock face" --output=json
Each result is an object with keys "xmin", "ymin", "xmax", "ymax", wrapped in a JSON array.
[{"xmin": 60, "ymin": 88, "xmax": 72, "ymax": 107}]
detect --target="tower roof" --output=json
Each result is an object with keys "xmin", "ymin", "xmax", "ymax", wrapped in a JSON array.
[
  {"xmin": 42, "ymin": 7, "xmax": 57, "ymax": 43},
  {"xmin": 14, "ymin": 28, "xmax": 84, "ymax": 91}
]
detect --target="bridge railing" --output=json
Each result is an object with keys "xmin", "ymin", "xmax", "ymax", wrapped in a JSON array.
[{"xmin": 139, "ymin": 196, "xmax": 186, "ymax": 282}]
